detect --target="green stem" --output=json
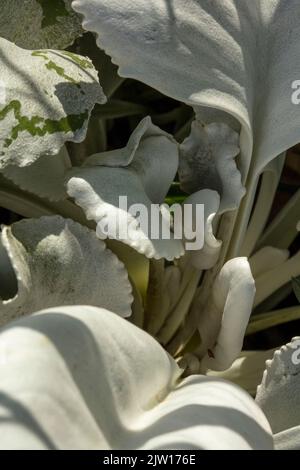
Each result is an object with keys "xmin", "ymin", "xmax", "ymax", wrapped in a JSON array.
[
  {"xmin": 157, "ymin": 268, "xmax": 201, "ymax": 345},
  {"xmin": 226, "ymin": 170, "xmax": 259, "ymax": 259},
  {"xmin": 240, "ymin": 154, "xmax": 285, "ymax": 257},
  {"xmin": 257, "ymin": 188, "xmax": 300, "ymax": 250},
  {"xmin": 247, "ymin": 306, "xmax": 300, "ymax": 335},
  {"xmin": 254, "ymin": 250, "xmax": 300, "ymax": 307}
]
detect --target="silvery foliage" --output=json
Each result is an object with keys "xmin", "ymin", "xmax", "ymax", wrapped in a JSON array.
[{"xmin": 0, "ymin": 0, "xmax": 299, "ymax": 449}]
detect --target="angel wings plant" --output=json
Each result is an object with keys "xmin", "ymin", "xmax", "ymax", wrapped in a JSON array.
[{"xmin": 0, "ymin": 0, "xmax": 299, "ymax": 450}]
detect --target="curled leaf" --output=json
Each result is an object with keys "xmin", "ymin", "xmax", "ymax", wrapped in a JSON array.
[
  {"xmin": 182, "ymin": 189, "xmax": 221, "ymax": 270},
  {"xmin": 198, "ymin": 257, "xmax": 256, "ymax": 372},
  {"xmin": 66, "ymin": 117, "xmax": 184, "ymax": 260},
  {"xmin": 179, "ymin": 122, "xmax": 244, "ymax": 213}
]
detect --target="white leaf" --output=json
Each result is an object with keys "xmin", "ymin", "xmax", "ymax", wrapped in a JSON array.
[
  {"xmin": 198, "ymin": 257, "xmax": 256, "ymax": 371},
  {"xmin": 179, "ymin": 122, "xmax": 244, "ymax": 212},
  {"xmin": 72, "ymin": 0, "xmax": 300, "ymax": 178},
  {"xmin": 182, "ymin": 189, "xmax": 221, "ymax": 270},
  {"xmin": 66, "ymin": 117, "xmax": 184, "ymax": 260},
  {"xmin": 256, "ymin": 337, "xmax": 300, "ymax": 448},
  {"xmin": 0, "ymin": 38, "xmax": 105, "ymax": 170},
  {"xmin": 0, "ymin": 305, "xmax": 273, "ymax": 449},
  {"xmin": 0, "ymin": 216, "xmax": 133, "ymax": 324},
  {"xmin": 2, "ymin": 146, "xmax": 72, "ymax": 201}
]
